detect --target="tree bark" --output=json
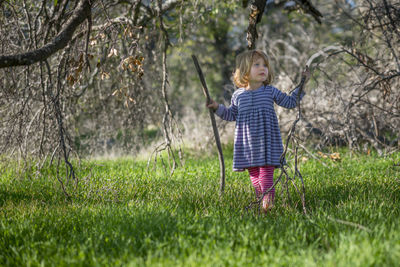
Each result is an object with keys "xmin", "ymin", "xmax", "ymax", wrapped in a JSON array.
[{"xmin": 246, "ymin": 0, "xmax": 267, "ymax": 50}]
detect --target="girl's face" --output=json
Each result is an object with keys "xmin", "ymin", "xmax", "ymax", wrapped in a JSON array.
[{"xmin": 248, "ymin": 56, "xmax": 269, "ymax": 85}]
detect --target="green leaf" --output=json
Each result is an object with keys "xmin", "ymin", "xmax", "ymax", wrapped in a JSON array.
[{"xmin": 54, "ymin": 0, "xmax": 58, "ymax": 6}]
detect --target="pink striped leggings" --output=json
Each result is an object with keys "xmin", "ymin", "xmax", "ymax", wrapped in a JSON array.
[{"xmin": 247, "ymin": 166, "xmax": 275, "ymax": 202}]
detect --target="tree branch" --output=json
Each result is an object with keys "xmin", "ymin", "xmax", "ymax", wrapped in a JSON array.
[
  {"xmin": 246, "ymin": 0, "xmax": 267, "ymax": 50},
  {"xmin": 295, "ymin": 0, "xmax": 323, "ymax": 24},
  {"xmin": 0, "ymin": 0, "xmax": 94, "ymax": 69},
  {"xmin": 192, "ymin": 55, "xmax": 226, "ymax": 195}
]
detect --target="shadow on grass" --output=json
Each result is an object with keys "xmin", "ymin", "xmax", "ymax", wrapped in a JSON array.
[
  {"xmin": 1, "ymin": 206, "xmax": 179, "ymax": 265},
  {"xmin": 78, "ymin": 210, "xmax": 179, "ymax": 258},
  {"xmin": 302, "ymin": 179, "xmax": 400, "ymax": 212},
  {"xmin": 0, "ymin": 186, "xmax": 62, "ymax": 207}
]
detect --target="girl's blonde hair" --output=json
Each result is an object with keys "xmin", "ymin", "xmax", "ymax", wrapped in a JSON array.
[{"xmin": 233, "ymin": 50, "xmax": 273, "ymax": 88}]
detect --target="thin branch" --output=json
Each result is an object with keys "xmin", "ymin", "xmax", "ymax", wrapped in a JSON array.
[{"xmin": 327, "ymin": 216, "xmax": 372, "ymax": 232}]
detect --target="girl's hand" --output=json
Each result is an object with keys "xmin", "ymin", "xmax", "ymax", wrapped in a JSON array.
[
  {"xmin": 301, "ymin": 65, "xmax": 311, "ymax": 84},
  {"xmin": 206, "ymin": 99, "xmax": 219, "ymax": 111}
]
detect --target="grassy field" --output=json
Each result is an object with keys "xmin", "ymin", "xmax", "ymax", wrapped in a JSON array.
[{"xmin": 1, "ymin": 147, "xmax": 399, "ymax": 266}]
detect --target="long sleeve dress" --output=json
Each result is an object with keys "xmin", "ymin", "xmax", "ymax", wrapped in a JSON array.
[{"xmin": 215, "ymin": 84, "xmax": 305, "ymax": 171}]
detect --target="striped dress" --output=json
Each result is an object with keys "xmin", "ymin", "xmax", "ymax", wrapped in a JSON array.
[{"xmin": 215, "ymin": 85, "xmax": 305, "ymax": 171}]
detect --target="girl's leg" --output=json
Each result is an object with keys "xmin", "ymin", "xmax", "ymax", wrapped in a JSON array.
[
  {"xmin": 259, "ymin": 165, "xmax": 275, "ymax": 209},
  {"xmin": 247, "ymin": 167, "xmax": 261, "ymax": 198}
]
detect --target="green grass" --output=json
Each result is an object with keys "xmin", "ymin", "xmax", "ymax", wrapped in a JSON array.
[{"xmin": 1, "ymin": 148, "xmax": 400, "ymax": 266}]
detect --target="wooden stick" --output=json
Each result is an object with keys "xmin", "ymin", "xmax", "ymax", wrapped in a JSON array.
[{"xmin": 192, "ymin": 55, "xmax": 226, "ymax": 195}]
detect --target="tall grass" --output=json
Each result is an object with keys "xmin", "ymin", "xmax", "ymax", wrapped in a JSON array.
[{"xmin": 1, "ymin": 148, "xmax": 399, "ymax": 266}]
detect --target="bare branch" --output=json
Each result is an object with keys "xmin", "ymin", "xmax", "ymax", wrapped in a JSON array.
[{"xmin": 0, "ymin": 0, "xmax": 94, "ymax": 68}]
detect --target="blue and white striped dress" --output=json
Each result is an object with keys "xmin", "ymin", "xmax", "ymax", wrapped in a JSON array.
[{"xmin": 215, "ymin": 85, "xmax": 305, "ymax": 171}]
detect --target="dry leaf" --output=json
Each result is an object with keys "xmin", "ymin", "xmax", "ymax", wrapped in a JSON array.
[
  {"xmin": 107, "ymin": 48, "xmax": 118, "ymax": 58},
  {"xmin": 123, "ymin": 27, "xmax": 130, "ymax": 37},
  {"xmin": 67, "ymin": 75, "xmax": 75, "ymax": 86},
  {"xmin": 330, "ymin": 153, "xmax": 341, "ymax": 161},
  {"xmin": 75, "ymin": 64, "xmax": 83, "ymax": 76},
  {"xmin": 128, "ymin": 63, "xmax": 136, "ymax": 72},
  {"xmin": 124, "ymin": 27, "xmax": 134, "ymax": 38},
  {"xmin": 101, "ymin": 71, "xmax": 110, "ymax": 80}
]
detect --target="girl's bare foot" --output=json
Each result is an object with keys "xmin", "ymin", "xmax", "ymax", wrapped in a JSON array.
[{"xmin": 262, "ymin": 195, "xmax": 274, "ymax": 213}]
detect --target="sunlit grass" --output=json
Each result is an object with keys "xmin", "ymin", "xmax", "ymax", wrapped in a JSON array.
[{"xmin": 0, "ymin": 148, "xmax": 399, "ymax": 266}]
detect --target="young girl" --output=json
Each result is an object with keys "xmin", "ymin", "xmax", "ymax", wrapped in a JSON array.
[{"xmin": 207, "ymin": 50, "xmax": 310, "ymax": 212}]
